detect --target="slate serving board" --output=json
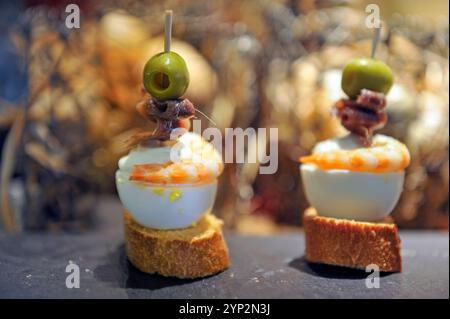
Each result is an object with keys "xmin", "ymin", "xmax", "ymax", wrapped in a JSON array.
[{"xmin": 0, "ymin": 198, "xmax": 448, "ymax": 299}]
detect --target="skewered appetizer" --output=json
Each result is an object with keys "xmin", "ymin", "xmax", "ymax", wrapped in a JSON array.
[
  {"xmin": 115, "ymin": 11, "xmax": 229, "ymax": 278},
  {"xmin": 300, "ymin": 37, "xmax": 410, "ymax": 272}
]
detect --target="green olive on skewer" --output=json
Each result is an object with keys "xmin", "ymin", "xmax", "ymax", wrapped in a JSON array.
[
  {"xmin": 143, "ymin": 51, "xmax": 190, "ymax": 101},
  {"xmin": 341, "ymin": 57, "xmax": 394, "ymax": 99}
]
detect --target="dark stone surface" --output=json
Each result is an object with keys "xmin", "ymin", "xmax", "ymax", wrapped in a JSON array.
[{"xmin": 0, "ymin": 198, "xmax": 448, "ymax": 299}]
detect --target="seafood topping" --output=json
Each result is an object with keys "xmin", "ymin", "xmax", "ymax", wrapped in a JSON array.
[
  {"xmin": 355, "ymin": 89, "xmax": 386, "ymax": 111},
  {"xmin": 125, "ymin": 132, "xmax": 224, "ymax": 185},
  {"xmin": 144, "ymin": 98, "xmax": 196, "ymax": 121},
  {"xmin": 127, "ymin": 98, "xmax": 195, "ymax": 148},
  {"xmin": 300, "ymin": 134, "xmax": 410, "ymax": 173},
  {"xmin": 334, "ymin": 89, "xmax": 387, "ymax": 146}
]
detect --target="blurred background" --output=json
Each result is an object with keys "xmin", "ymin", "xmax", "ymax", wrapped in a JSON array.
[{"xmin": 0, "ymin": 0, "xmax": 448, "ymax": 233}]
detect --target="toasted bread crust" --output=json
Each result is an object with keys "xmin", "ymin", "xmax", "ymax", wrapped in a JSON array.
[
  {"xmin": 303, "ymin": 208, "xmax": 402, "ymax": 272},
  {"xmin": 124, "ymin": 211, "xmax": 230, "ymax": 278}
]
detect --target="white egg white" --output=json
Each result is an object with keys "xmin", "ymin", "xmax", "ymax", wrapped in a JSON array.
[
  {"xmin": 116, "ymin": 132, "xmax": 221, "ymax": 229},
  {"xmin": 301, "ymin": 134, "xmax": 405, "ymax": 222}
]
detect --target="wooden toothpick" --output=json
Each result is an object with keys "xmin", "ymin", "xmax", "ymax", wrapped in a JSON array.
[
  {"xmin": 371, "ymin": 25, "xmax": 381, "ymax": 59},
  {"xmin": 164, "ymin": 10, "xmax": 173, "ymax": 52}
]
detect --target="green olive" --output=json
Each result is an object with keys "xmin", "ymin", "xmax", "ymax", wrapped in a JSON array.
[
  {"xmin": 341, "ymin": 58, "xmax": 394, "ymax": 98},
  {"xmin": 143, "ymin": 51, "xmax": 189, "ymax": 100}
]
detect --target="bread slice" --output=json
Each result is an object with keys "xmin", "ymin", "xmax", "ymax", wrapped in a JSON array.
[
  {"xmin": 303, "ymin": 207, "xmax": 402, "ymax": 272},
  {"xmin": 124, "ymin": 211, "xmax": 230, "ymax": 278}
]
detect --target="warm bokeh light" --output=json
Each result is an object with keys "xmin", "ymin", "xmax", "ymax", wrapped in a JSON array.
[{"xmin": 0, "ymin": 0, "xmax": 448, "ymax": 232}]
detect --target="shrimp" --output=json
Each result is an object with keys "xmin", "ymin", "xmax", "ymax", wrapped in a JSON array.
[
  {"xmin": 129, "ymin": 160, "xmax": 224, "ymax": 185},
  {"xmin": 127, "ymin": 132, "xmax": 224, "ymax": 184},
  {"xmin": 300, "ymin": 135, "xmax": 410, "ymax": 173}
]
